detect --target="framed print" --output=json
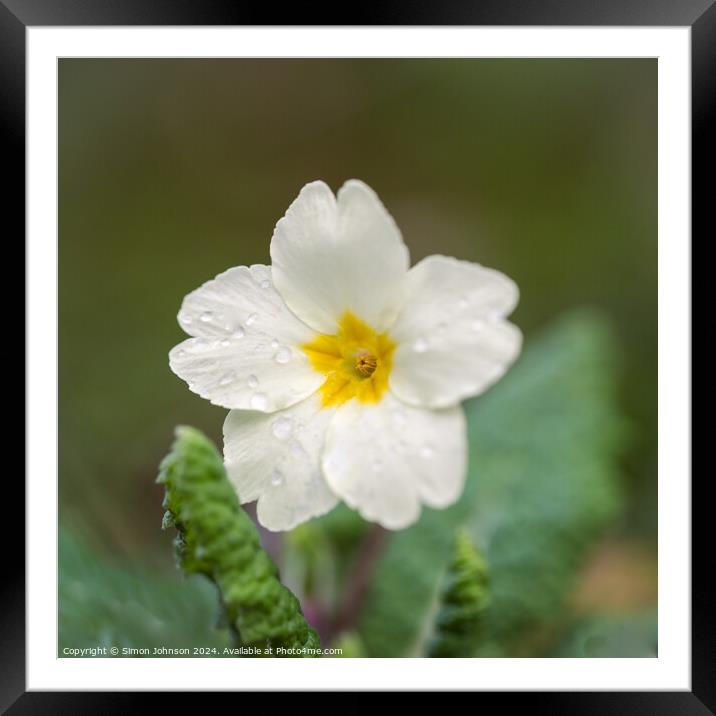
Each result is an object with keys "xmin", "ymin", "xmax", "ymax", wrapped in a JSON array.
[{"xmin": 9, "ymin": 0, "xmax": 707, "ymax": 709}]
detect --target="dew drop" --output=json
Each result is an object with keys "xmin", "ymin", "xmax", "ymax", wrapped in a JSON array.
[
  {"xmin": 274, "ymin": 347, "xmax": 292, "ymax": 364},
  {"xmin": 232, "ymin": 326, "xmax": 245, "ymax": 339},
  {"xmin": 290, "ymin": 441, "xmax": 307, "ymax": 458},
  {"xmin": 199, "ymin": 311, "xmax": 213, "ymax": 323},
  {"xmin": 271, "ymin": 416, "xmax": 294, "ymax": 440},
  {"xmin": 458, "ymin": 297, "xmax": 470, "ymax": 310},
  {"xmin": 260, "ymin": 279, "xmax": 271, "ymax": 289},
  {"xmin": 245, "ymin": 313, "xmax": 258, "ymax": 326},
  {"xmin": 247, "ymin": 374, "xmax": 259, "ymax": 389},
  {"xmin": 250, "ymin": 392, "xmax": 268, "ymax": 410},
  {"xmin": 270, "ymin": 339, "xmax": 279, "ymax": 349},
  {"xmin": 270, "ymin": 469, "xmax": 284, "ymax": 487},
  {"xmin": 420, "ymin": 445, "xmax": 434, "ymax": 459},
  {"xmin": 219, "ymin": 371, "xmax": 235, "ymax": 386},
  {"xmin": 179, "ymin": 312, "xmax": 193, "ymax": 325},
  {"xmin": 391, "ymin": 409, "xmax": 406, "ymax": 427},
  {"xmin": 413, "ymin": 337, "xmax": 428, "ymax": 353},
  {"xmin": 220, "ymin": 338, "xmax": 231, "ymax": 347}
]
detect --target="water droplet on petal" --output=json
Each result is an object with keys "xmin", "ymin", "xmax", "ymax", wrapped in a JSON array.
[
  {"xmin": 271, "ymin": 416, "xmax": 294, "ymax": 440},
  {"xmin": 199, "ymin": 311, "xmax": 213, "ymax": 323},
  {"xmin": 219, "ymin": 371, "xmax": 236, "ymax": 386},
  {"xmin": 220, "ymin": 338, "xmax": 231, "ymax": 347},
  {"xmin": 179, "ymin": 312, "xmax": 193, "ymax": 325},
  {"xmin": 413, "ymin": 337, "xmax": 428, "ymax": 353},
  {"xmin": 260, "ymin": 279, "xmax": 271, "ymax": 289},
  {"xmin": 270, "ymin": 469, "xmax": 283, "ymax": 487},
  {"xmin": 391, "ymin": 409, "xmax": 406, "ymax": 427},
  {"xmin": 232, "ymin": 326, "xmax": 245, "ymax": 339},
  {"xmin": 290, "ymin": 441, "xmax": 307, "ymax": 459},
  {"xmin": 458, "ymin": 296, "xmax": 469, "ymax": 310},
  {"xmin": 250, "ymin": 392, "xmax": 268, "ymax": 410},
  {"xmin": 270, "ymin": 339, "xmax": 279, "ymax": 349},
  {"xmin": 245, "ymin": 313, "xmax": 258, "ymax": 326},
  {"xmin": 247, "ymin": 375, "xmax": 259, "ymax": 389},
  {"xmin": 274, "ymin": 347, "xmax": 292, "ymax": 364},
  {"xmin": 420, "ymin": 445, "xmax": 434, "ymax": 459}
]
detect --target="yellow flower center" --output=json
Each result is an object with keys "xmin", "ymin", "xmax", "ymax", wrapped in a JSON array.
[{"xmin": 303, "ymin": 311, "xmax": 396, "ymax": 406}]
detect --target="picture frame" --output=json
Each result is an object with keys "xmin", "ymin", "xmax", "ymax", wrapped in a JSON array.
[{"xmin": 8, "ymin": 0, "xmax": 705, "ymax": 708}]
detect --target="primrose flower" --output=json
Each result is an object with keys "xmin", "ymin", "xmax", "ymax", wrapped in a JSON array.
[{"xmin": 170, "ymin": 180, "xmax": 521, "ymax": 531}]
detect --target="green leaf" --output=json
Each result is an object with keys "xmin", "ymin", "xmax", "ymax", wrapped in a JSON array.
[
  {"xmin": 425, "ymin": 530, "xmax": 489, "ymax": 657},
  {"xmin": 550, "ymin": 611, "xmax": 657, "ymax": 657},
  {"xmin": 330, "ymin": 631, "xmax": 366, "ymax": 658},
  {"xmin": 359, "ymin": 310, "xmax": 627, "ymax": 657},
  {"xmin": 59, "ymin": 529, "xmax": 230, "ymax": 656},
  {"xmin": 281, "ymin": 504, "xmax": 371, "ymax": 613},
  {"xmin": 157, "ymin": 426, "xmax": 321, "ymax": 657}
]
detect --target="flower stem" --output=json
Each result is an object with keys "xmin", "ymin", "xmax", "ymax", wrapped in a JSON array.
[{"xmin": 330, "ymin": 523, "xmax": 388, "ymax": 640}]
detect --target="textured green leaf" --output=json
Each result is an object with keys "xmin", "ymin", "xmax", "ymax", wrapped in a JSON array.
[
  {"xmin": 359, "ymin": 311, "xmax": 627, "ymax": 657},
  {"xmin": 157, "ymin": 426, "xmax": 321, "ymax": 657},
  {"xmin": 59, "ymin": 529, "xmax": 229, "ymax": 656},
  {"xmin": 425, "ymin": 530, "xmax": 489, "ymax": 657}
]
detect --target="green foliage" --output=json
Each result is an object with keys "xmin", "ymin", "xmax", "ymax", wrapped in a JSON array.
[
  {"xmin": 157, "ymin": 426, "xmax": 321, "ymax": 657},
  {"xmin": 551, "ymin": 611, "xmax": 657, "ymax": 657},
  {"xmin": 359, "ymin": 311, "xmax": 627, "ymax": 657},
  {"xmin": 281, "ymin": 504, "xmax": 371, "ymax": 609},
  {"xmin": 59, "ymin": 529, "xmax": 229, "ymax": 656},
  {"xmin": 330, "ymin": 632, "xmax": 366, "ymax": 658},
  {"xmin": 426, "ymin": 530, "xmax": 489, "ymax": 657}
]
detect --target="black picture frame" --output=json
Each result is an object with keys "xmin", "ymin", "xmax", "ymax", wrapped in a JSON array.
[{"xmin": 7, "ymin": 0, "xmax": 706, "ymax": 710}]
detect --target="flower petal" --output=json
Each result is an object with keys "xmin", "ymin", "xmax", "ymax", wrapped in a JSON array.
[
  {"xmin": 322, "ymin": 394, "xmax": 467, "ymax": 530},
  {"xmin": 169, "ymin": 265, "xmax": 323, "ymax": 412},
  {"xmin": 389, "ymin": 255, "xmax": 522, "ymax": 409},
  {"xmin": 270, "ymin": 180, "xmax": 409, "ymax": 333},
  {"xmin": 223, "ymin": 394, "xmax": 338, "ymax": 531}
]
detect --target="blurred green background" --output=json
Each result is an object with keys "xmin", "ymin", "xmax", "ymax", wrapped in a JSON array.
[{"xmin": 59, "ymin": 59, "xmax": 657, "ymax": 656}]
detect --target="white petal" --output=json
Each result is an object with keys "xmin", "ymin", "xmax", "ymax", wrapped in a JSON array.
[
  {"xmin": 169, "ymin": 265, "xmax": 323, "ymax": 412},
  {"xmin": 270, "ymin": 180, "xmax": 409, "ymax": 333},
  {"xmin": 322, "ymin": 394, "xmax": 467, "ymax": 530},
  {"xmin": 223, "ymin": 394, "xmax": 339, "ymax": 531},
  {"xmin": 389, "ymin": 255, "xmax": 522, "ymax": 409}
]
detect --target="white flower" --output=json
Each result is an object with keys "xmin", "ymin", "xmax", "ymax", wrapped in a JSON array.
[{"xmin": 169, "ymin": 180, "xmax": 521, "ymax": 531}]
